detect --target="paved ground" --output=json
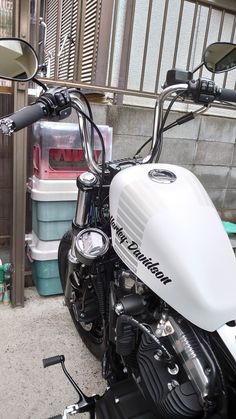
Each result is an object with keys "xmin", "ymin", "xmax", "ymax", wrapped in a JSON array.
[{"xmin": 0, "ymin": 288, "xmax": 105, "ymax": 419}]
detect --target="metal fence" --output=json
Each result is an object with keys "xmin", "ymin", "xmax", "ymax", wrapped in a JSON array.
[
  {"xmin": 38, "ymin": 0, "xmax": 236, "ymax": 102},
  {"xmin": 0, "ymin": 94, "xmax": 13, "ymax": 243},
  {"xmin": 0, "ymin": 0, "xmax": 13, "ymax": 243}
]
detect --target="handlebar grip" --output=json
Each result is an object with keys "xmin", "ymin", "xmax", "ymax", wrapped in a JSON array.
[
  {"xmin": 42, "ymin": 355, "xmax": 65, "ymax": 368},
  {"xmin": 217, "ymin": 88, "xmax": 236, "ymax": 103},
  {"xmin": 0, "ymin": 102, "xmax": 46, "ymax": 135}
]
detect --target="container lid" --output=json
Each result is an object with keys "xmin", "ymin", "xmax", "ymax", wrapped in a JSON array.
[
  {"xmin": 32, "ymin": 121, "xmax": 112, "ymax": 151},
  {"xmin": 27, "ymin": 232, "xmax": 60, "ymax": 260},
  {"xmin": 28, "ymin": 175, "xmax": 78, "ymax": 201}
]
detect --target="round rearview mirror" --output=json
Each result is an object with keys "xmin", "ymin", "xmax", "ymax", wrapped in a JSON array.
[
  {"xmin": 0, "ymin": 38, "xmax": 38, "ymax": 81},
  {"xmin": 203, "ymin": 42, "xmax": 236, "ymax": 73}
]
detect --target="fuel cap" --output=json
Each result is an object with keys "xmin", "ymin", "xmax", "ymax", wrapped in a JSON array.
[{"xmin": 148, "ymin": 169, "xmax": 177, "ymax": 184}]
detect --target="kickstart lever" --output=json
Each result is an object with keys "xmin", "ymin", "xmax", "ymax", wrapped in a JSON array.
[{"xmin": 43, "ymin": 355, "xmax": 99, "ymax": 417}]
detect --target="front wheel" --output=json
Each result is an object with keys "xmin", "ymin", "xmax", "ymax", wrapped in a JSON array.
[{"xmin": 58, "ymin": 230, "xmax": 106, "ymax": 359}]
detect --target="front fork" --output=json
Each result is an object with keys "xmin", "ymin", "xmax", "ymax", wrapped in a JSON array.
[
  {"xmin": 57, "ymin": 173, "xmax": 102, "ymax": 417},
  {"xmin": 46, "ymin": 174, "xmax": 99, "ymax": 418},
  {"xmin": 64, "ymin": 171, "xmax": 98, "ymax": 304}
]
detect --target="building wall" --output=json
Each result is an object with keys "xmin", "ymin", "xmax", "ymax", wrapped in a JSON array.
[{"xmin": 90, "ymin": 102, "xmax": 236, "ymax": 221}]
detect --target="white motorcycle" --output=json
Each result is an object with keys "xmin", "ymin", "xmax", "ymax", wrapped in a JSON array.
[{"xmin": 1, "ymin": 38, "xmax": 236, "ymax": 418}]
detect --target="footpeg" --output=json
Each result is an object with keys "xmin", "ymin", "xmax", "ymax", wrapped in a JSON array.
[{"xmin": 43, "ymin": 355, "xmax": 65, "ymax": 368}]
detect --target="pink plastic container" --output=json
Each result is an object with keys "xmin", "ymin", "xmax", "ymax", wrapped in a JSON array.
[{"xmin": 32, "ymin": 121, "xmax": 112, "ymax": 180}]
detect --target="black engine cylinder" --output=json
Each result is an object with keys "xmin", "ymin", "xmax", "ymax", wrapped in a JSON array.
[{"xmin": 137, "ymin": 333, "xmax": 203, "ymax": 418}]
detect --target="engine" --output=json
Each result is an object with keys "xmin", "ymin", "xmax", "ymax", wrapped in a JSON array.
[
  {"xmin": 137, "ymin": 317, "xmax": 218, "ymax": 418},
  {"xmin": 114, "ymin": 269, "xmax": 219, "ymax": 419},
  {"xmin": 137, "ymin": 332, "xmax": 203, "ymax": 418}
]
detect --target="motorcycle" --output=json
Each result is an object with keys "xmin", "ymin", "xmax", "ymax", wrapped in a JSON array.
[{"xmin": 1, "ymin": 37, "xmax": 236, "ymax": 419}]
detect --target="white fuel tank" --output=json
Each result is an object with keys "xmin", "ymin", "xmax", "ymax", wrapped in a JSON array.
[{"xmin": 109, "ymin": 163, "xmax": 236, "ymax": 331}]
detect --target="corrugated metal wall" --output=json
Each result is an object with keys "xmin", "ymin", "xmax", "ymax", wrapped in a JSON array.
[
  {"xmin": 58, "ymin": 0, "xmax": 79, "ymax": 80},
  {"xmin": 43, "ymin": 0, "xmax": 104, "ymax": 82}
]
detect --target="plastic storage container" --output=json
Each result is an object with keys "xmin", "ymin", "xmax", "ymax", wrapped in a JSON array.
[
  {"xmin": 29, "ymin": 176, "xmax": 77, "ymax": 241},
  {"xmin": 27, "ymin": 232, "xmax": 62, "ymax": 296},
  {"xmin": 32, "ymin": 121, "xmax": 112, "ymax": 179}
]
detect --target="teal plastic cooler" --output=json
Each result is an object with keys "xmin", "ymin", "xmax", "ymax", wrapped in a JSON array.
[
  {"xmin": 29, "ymin": 176, "xmax": 77, "ymax": 241},
  {"xmin": 28, "ymin": 232, "xmax": 63, "ymax": 296},
  {"xmin": 32, "ymin": 200, "xmax": 76, "ymax": 240},
  {"xmin": 28, "ymin": 176, "xmax": 78, "ymax": 295}
]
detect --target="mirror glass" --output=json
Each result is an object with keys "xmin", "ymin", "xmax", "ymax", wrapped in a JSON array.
[
  {"xmin": 203, "ymin": 42, "xmax": 236, "ymax": 73},
  {"xmin": 0, "ymin": 38, "xmax": 38, "ymax": 81}
]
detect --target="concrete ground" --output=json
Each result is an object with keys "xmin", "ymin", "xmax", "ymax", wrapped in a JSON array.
[{"xmin": 0, "ymin": 288, "xmax": 106, "ymax": 419}]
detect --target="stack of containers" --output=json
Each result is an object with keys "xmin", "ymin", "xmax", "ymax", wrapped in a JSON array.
[{"xmin": 28, "ymin": 121, "xmax": 112, "ymax": 296}]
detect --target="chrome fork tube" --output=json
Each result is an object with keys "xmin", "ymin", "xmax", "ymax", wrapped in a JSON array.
[
  {"xmin": 74, "ymin": 171, "xmax": 97, "ymax": 228},
  {"xmin": 74, "ymin": 188, "xmax": 92, "ymax": 228}
]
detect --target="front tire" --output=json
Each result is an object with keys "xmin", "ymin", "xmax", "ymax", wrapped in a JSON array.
[{"xmin": 58, "ymin": 230, "xmax": 105, "ymax": 359}]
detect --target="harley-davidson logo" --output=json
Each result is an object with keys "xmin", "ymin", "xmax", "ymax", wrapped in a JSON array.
[{"xmin": 110, "ymin": 216, "xmax": 172, "ymax": 285}]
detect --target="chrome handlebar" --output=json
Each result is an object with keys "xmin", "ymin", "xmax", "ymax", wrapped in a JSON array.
[
  {"xmin": 70, "ymin": 92, "xmax": 102, "ymax": 175},
  {"xmin": 70, "ymin": 85, "xmax": 189, "ymax": 173},
  {"xmin": 143, "ymin": 83, "xmax": 189, "ymax": 164}
]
